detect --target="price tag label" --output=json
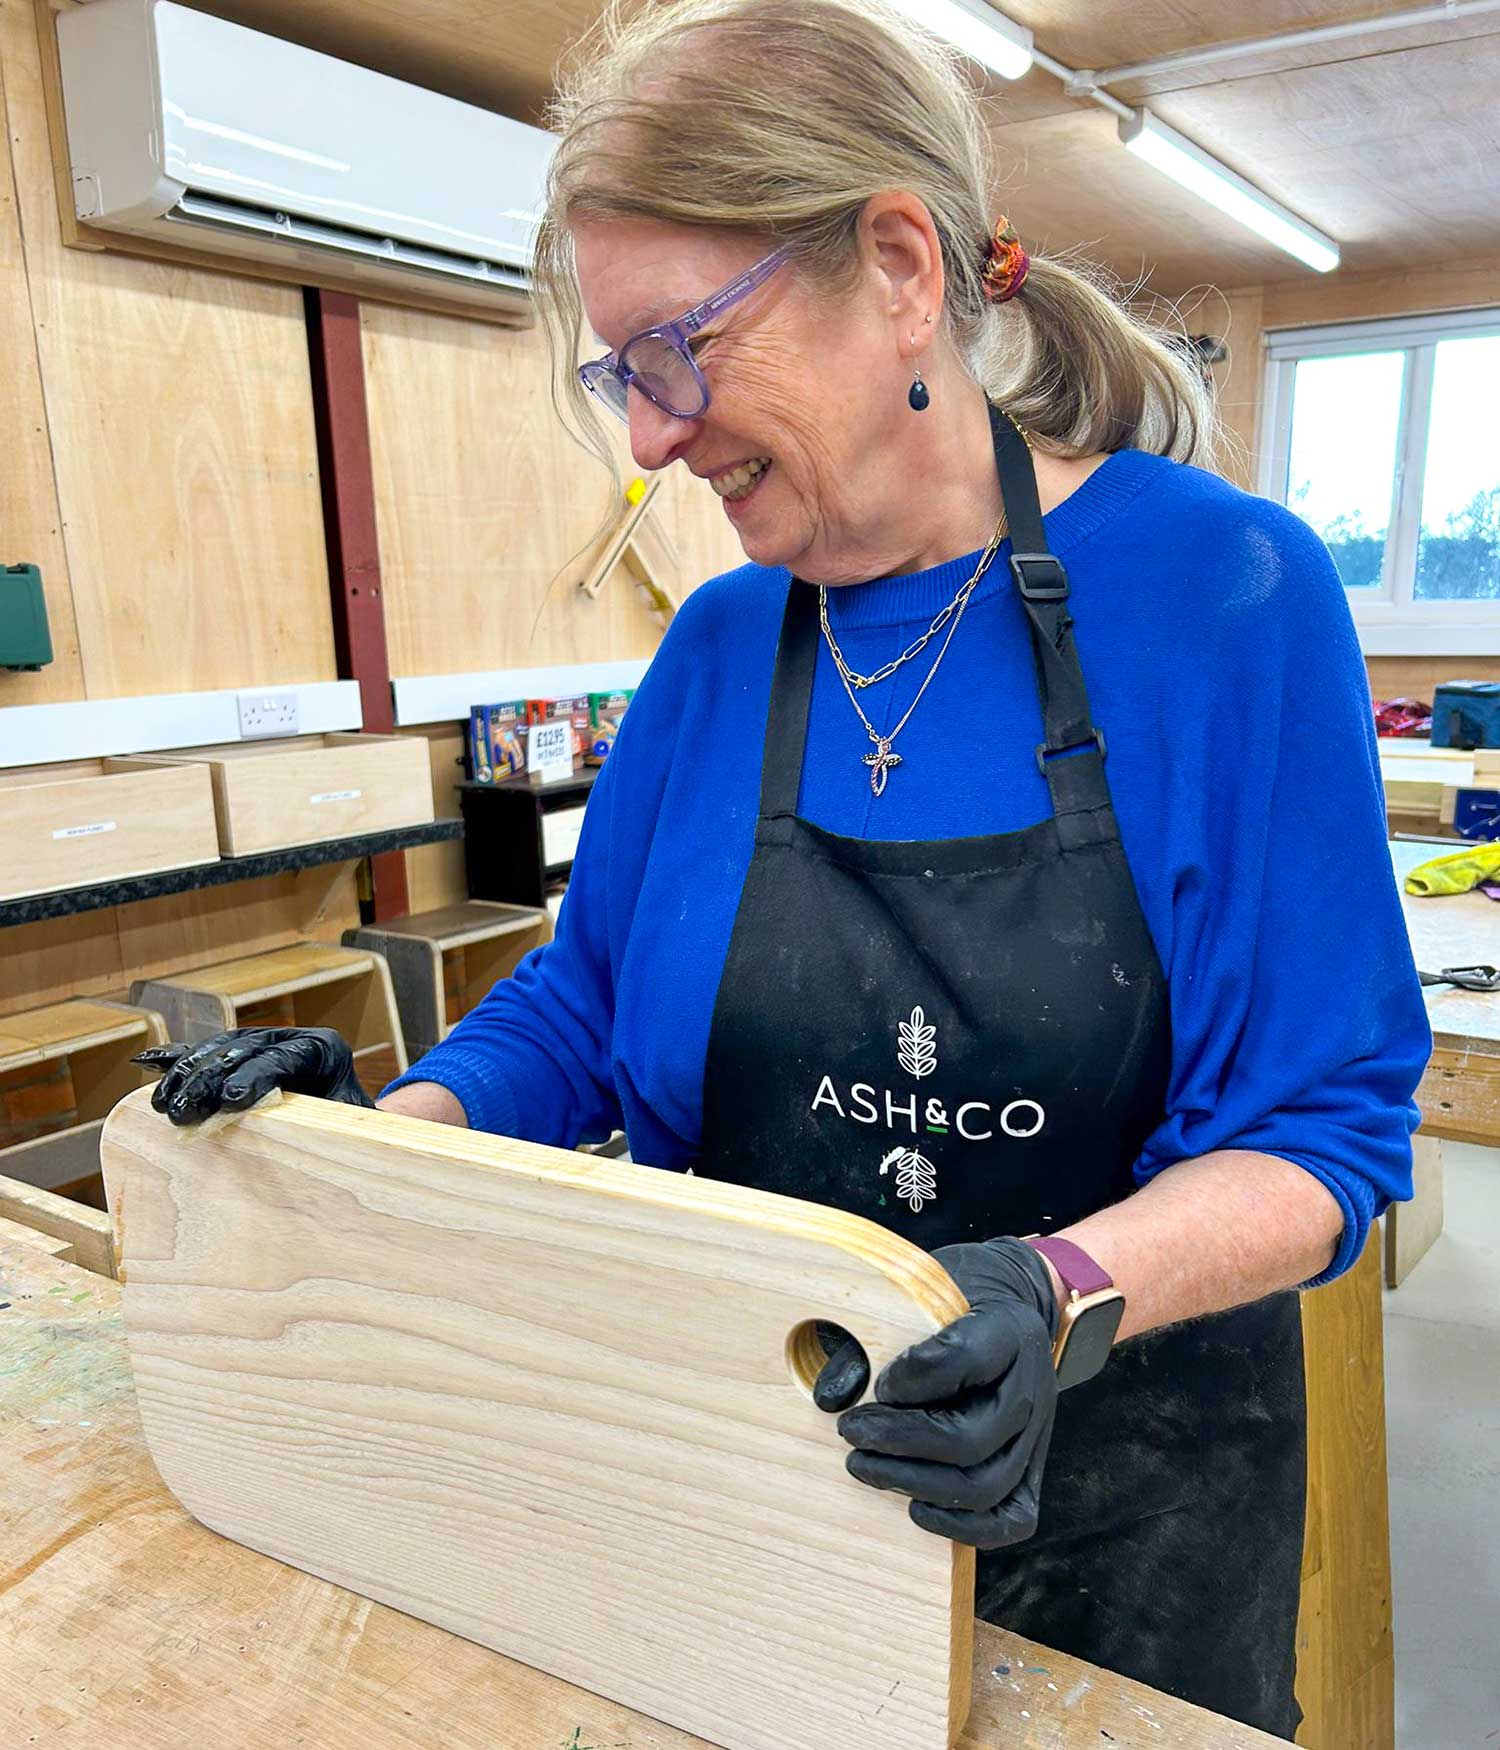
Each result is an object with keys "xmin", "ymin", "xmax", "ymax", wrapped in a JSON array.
[{"xmin": 528, "ymin": 719, "xmax": 574, "ymax": 785}]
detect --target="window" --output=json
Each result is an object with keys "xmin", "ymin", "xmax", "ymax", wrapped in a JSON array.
[{"xmin": 1261, "ymin": 310, "xmax": 1500, "ymax": 653}]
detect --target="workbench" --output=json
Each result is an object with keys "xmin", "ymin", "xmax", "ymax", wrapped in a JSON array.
[
  {"xmin": 1388, "ymin": 838, "xmax": 1500, "ymax": 1284},
  {"xmin": 0, "ymin": 1238, "xmax": 1285, "ymax": 1749}
]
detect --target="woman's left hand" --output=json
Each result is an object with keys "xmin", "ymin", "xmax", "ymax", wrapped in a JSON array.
[{"xmin": 818, "ymin": 1237, "xmax": 1061, "ymax": 1548}]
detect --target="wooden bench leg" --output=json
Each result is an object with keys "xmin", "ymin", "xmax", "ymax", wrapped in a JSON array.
[
  {"xmin": 1384, "ymin": 1134, "xmax": 1445, "ymax": 1289},
  {"xmin": 1297, "ymin": 1236, "xmax": 1393, "ymax": 1749}
]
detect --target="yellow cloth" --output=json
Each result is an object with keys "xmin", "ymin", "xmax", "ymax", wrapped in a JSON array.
[{"xmin": 1404, "ymin": 843, "xmax": 1500, "ymax": 896}]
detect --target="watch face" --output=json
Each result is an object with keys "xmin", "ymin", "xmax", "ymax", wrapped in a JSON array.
[{"xmin": 1056, "ymin": 1294, "xmax": 1126, "ymax": 1390}]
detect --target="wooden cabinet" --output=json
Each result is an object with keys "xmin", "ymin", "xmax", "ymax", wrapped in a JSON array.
[{"xmin": 459, "ymin": 769, "xmax": 597, "ymax": 908}]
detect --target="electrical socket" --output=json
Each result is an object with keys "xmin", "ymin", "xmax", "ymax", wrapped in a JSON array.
[{"xmin": 237, "ymin": 689, "xmax": 300, "ymax": 739}]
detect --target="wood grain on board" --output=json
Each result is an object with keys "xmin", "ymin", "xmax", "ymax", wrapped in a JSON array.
[
  {"xmin": 1, "ymin": 1240, "xmax": 1287, "ymax": 1750},
  {"xmin": 101, "ymin": 1089, "xmax": 974, "ymax": 1750}
]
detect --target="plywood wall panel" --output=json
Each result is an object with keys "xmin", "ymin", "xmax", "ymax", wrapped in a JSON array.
[
  {"xmin": 0, "ymin": 908, "xmax": 123, "ymax": 1019},
  {"xmin": 4, "ymin": 1, "xmax": 337, "ymax": 703},
  {"xmin": 401, "ymin": 725, "xmax": 468, "ymax": 914},
  {"xmin": 364, "ymin": 305, "xmax": 746, "ymax": 681},
  {"xmin": 113, "ymin": 868, "xmax": 362, "ymax": 997},
  {"xmin": 0, "ymin": 869, "xmax": 360, "ymax": 1024},
  {"xmin": 0, "ymin": 34, "xmax": 81, "ymax": 706}
]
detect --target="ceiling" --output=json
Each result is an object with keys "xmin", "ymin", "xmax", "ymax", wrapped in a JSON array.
[{"xmin": 195, "ymin": 0, "xmax": 1500, "ymax": 298}]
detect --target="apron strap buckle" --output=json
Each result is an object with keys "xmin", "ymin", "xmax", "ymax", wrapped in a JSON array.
[
  {"xmin": 1036, "ymin": 727, "xmax": 1107, "ymax": 776},
  {"xmin": 1010, "ymin": 552, "xmax": 1071, "ymax": 601}
]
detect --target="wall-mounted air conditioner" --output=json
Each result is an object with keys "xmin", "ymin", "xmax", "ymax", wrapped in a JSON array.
[{"xmin": 54, "ymin": 0, "xmax": 556, "ymax": 316}]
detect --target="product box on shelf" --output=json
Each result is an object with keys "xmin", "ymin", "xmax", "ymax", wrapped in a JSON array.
[
  {"xmin": 469, "ymin": 702, "xmax": 528, "ymax": 783},
  {"xmin": 585, "ymin": 690, "xmax": 635, "ymax": 765}
]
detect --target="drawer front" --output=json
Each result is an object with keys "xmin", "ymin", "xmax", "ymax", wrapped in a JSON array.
[
  {"xmin": 217, "ymin": 740, "xmax": 434, "ymax": 855},
  {"xmin": 0, "ymin": 768, "xmax": 219, "ymax": 901}
]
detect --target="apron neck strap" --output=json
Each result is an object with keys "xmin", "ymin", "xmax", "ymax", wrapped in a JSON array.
[
  {"xmin": 759, "ymin": 582, "xmax": 820, "ymax": 818},
  {"xmin": 989, "ymin": 403, "xmax": 1112, "ymax": 833}
]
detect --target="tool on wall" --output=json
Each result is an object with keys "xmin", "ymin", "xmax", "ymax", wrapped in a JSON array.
[
  {"xmin": 577, "ymin": 477, "xmax": 680, "ymax": 625},
  {"xmin": 1, "ymin": 565, "xmax": 53, "ymax": 671}
]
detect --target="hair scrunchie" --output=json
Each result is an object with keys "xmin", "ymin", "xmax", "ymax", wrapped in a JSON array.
[{"xmin": 981, "ymin": 217, "xmax": 1030, "ymax": 303}]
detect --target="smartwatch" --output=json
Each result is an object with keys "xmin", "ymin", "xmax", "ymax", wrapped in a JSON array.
[{"xmin": 1025, "ymin": 1235, "xmax": 1125, "ymax": 1389}]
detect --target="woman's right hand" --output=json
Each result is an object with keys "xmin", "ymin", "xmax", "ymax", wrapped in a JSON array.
[{"xmin": 134, "ymin": 1027, "xmax": 376, "ymax": 1126}]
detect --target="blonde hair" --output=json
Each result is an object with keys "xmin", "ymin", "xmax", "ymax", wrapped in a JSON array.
[{"xmin": 534, "ymin": 0, "xmax": 1218, "ymax": 471}]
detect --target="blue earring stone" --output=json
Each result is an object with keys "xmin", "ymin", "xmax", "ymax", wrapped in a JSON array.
[{"xmin": 909, "ymin": 372, "xmax": 930, "ymax": 412}]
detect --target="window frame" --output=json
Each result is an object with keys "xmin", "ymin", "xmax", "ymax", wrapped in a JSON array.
[{"xmin": 1259, "ymin": 307, "xmax": 1500, "ymax": 654}]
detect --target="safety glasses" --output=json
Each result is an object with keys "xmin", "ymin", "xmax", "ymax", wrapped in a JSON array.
[{"xmin": 579, "ymin": 246, "xmax": 790, "ymax": 425}]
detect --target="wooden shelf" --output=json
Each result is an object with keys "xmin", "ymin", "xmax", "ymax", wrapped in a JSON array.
[
  {"xmin": 0, "ymin": 818, "xmax": 464, "ymax": 929},
  {"xmin": 0, "ymin": 996, "xmax": 168, "ymax": 1277}
]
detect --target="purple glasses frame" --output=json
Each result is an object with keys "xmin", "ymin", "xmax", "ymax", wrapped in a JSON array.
[{"xmin": 578, "ymin": 246, "xmax": 791, "ymax": 424}]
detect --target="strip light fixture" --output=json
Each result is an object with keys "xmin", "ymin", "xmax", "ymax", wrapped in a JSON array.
[
  {"xmin": 1119, "ymin": 109, "xmax": 1340, "ymax": 273},
  {"xmin": 883, "ymin": 0, "xmax": 1034, "ymax": 81}
]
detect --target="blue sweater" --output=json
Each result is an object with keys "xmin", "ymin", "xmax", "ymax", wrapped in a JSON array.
[{"xmin": 388, "ymin": 449, "xmax": 1430, "ymax": 1283}]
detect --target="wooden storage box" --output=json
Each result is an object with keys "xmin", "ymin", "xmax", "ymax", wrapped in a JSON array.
[
  {"xmin": 0, "ymin": 758, "xmax": 219, "ymax": 901},
  {"xmin": 143, "ymin": 733, "xmax": 434, "ymax": 856}
]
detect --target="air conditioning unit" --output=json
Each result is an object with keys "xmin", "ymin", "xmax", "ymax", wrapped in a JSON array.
[{"xmin": 54, "ymin": 0, "xmax": 556, "ymax": 316}]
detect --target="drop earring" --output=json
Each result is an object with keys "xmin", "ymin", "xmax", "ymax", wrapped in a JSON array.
[{"xmin": 908, "ymin": 335, "xmax": 930, "ymax": 412}]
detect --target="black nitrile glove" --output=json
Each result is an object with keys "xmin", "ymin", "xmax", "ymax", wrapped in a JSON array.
[
  {"xmin": 134, "ymin": 1027, "xmax": 375, "ymax": 1126},
  {"xmin": 814, "ymin": 1237, "xmax": 1061, "ymax": 1548}
]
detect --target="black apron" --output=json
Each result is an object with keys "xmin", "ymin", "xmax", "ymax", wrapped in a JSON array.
[{"xmin": 698, "ymin": 404, "xmax": 1307, "ymax": 1740}]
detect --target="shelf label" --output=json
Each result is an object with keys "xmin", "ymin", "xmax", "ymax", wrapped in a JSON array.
[
  {"xmin": 53, "ymin": 820, "xmax": 117, "ymax": 840},
  {"xmin": 528, "ymin": 720, "xmax": 574, "ymax": 785},
  {"xmin": 310, "ymin": 789, "xmax": 362, "ymax": 805}
]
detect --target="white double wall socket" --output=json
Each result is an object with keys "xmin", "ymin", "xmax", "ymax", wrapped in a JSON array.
[{"xmin": 237, "ymin": 689, "xmax": 301, "ymax": 739}]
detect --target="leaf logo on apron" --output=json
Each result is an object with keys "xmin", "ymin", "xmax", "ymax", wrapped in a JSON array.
[
  {"xmin": 880, "ymin": 1144, "xmax": 938, "ymax": 1213},
  {"xmin": 890, "ymin": 1011, "xmax": 941, "ymax": 1210},
  {"xmin": 897, "ymin": 1007, "xmax": 938, "ymax": 1079}
]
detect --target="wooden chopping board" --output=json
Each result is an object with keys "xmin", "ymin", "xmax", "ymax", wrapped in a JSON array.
[{"xmin": 100, "ymin": 1089, "xmax": 975, "ymax": 1750}]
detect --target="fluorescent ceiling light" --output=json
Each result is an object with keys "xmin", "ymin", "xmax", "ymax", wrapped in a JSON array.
[
  {"xmin": 883, "ymin": 0, "xmax": 1034, "ymax": 81},
  {"xmin": 1120, "ymin": 109, "xmax": 1339, "ymax": 273}
]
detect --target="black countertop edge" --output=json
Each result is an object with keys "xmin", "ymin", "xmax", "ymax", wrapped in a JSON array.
[
  {"xmin": 0, "ymin": 819, "xmax": 466, "ymax": 928},
  {"xmin": 458, "ymin": 766, "xmax": 601, "ymax": 798}
]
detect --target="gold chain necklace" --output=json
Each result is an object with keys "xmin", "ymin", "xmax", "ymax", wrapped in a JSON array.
[{"xmin": 818, "ymin": 415, "xmax": 1029, "ymax": 796}]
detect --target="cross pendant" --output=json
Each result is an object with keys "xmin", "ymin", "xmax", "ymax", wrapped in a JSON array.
[{"xmin": 863, "ymin": 740, "xmax": 903, "ymax": 797}]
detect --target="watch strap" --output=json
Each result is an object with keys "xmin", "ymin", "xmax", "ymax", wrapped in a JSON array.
[{"xmin": 1026, "ymin": 1235, "xmax": 1114, "ymax": 1298}]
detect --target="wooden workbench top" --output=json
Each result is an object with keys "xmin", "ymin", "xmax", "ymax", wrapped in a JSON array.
[{"xmin": 0, "ymin": 1241, "xmax": 1284, "ymax": 1749}]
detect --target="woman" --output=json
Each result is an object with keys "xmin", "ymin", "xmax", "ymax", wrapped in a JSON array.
[{"xmin": 141, "ymin": 0, "xmax": 1430, "ymax": 1734}]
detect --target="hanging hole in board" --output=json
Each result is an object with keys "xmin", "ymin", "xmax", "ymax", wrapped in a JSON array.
[{"xmin": 785, "ymin": 1319, "xmax": 868, "ymax": 1401}]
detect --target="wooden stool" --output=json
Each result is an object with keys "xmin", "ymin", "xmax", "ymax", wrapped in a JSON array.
[
  {"xmin": 343, "ymin": 901, "xmax": 552, "ymax": 1063},
  {"xmin": 131, "ymin": 943, "xmax": 408, "ymax": 1102},
  {"xmin": 0, "ymin": 997, "xmax": 167, "ymax": 1276}
]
